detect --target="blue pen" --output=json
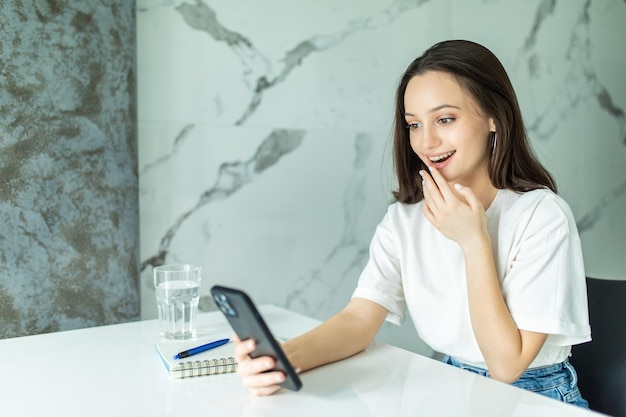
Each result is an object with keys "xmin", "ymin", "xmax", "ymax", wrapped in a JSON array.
[{"xmin": 173, "ymin": 338, "xmax": 230, "ymax": 359}]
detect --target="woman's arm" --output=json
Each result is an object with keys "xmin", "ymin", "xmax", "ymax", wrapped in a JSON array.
[
  {"xmin": 234, "ymin": 297, "xmax": 388, "ymax": 396},
  {"xmin": 421, "ymin": 167, "xmax": 546, "ymax": 383},
  {"xmin": 462, "ymin": 234, "xmax": 547, "ymax": 382}
]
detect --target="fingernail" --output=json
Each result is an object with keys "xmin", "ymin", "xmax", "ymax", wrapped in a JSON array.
[
  {"xmin": 247, "ymin": 340, "xmax": 254, "ymax": 349},
  {"xmin": 276, "ymin": 373, "xmax": 285, "ymax": 382},
  {"xmin": 419, "ymin": 170, "xmax": 425, "ymax": 177},
  {"xmin": 454, "ymin": 183, "xmax": 462, "ymax": 190},
  {"xmin": 428, "ymin": 166, "xmax": 434, "ymax": 172}
]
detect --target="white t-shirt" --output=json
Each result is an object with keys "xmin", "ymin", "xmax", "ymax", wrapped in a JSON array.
[{"xmin": 352, "ymin": 188, "xmax": 591, "ymax": 368}]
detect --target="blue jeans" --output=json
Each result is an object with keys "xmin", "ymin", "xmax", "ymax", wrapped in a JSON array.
[{"xmin": 442, "ymin": 355, "xmax": 589, "ymax": 409}]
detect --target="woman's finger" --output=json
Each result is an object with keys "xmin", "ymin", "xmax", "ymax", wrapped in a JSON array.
[
  {"xmin": 239, "ymin": 358, "xmax": 286, "ymax": 396},
  {"xmin": 249, "ymin": 383, "xmax": 283, "ymax": 396},
  {"xmin": 241, "ymin": 365, "xmax": 285, "ymax": 386},
  {"xmin": 240, "ymin": 356, "xmax": 276, "ymax": 376},
  {"xmin": 454, "ymin": 183, "xmax": 482, "ymax": 211},
  {"xmin": 420, "ymin": 170, "xmax": 443, "ymax": 211},
  {"xmin": 233, "ymin": 337, "xmax": 256, "ymax": 362},
  {"xmin": 427, "ymin": 166, "xmax": 457, "ymax": 202}
]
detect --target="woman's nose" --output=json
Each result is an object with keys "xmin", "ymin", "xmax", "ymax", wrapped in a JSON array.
[{"xmin": 421, "ymin": 126, "xmax": 440, "ymax": 149}]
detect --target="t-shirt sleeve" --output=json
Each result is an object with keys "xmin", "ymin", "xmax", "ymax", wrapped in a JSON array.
[
  {"xmin": 352, "ymin": 206, "xmax": 406, "ymax": 325},
  {"xmin": 501, "ymin": 194, "xmax": 591, "ymax": 346}
]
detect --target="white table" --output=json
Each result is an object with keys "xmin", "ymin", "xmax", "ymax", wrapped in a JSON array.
[{"xmin": 0, "ymin": 305, "xmax": 603, "ymax": 416}]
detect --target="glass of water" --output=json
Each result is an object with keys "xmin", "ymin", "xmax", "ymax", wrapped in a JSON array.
[{"xmin": 154, "ymin": 264, "xmax": 201, "ymax": 340}]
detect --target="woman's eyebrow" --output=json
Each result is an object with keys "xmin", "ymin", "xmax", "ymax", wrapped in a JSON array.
[
  {"xmin": 429, "ymin": 104, "xmax": 460, "ymax": 113},
  {"xmin": 405, "ymin": 104, "xmax": 461, "ymax": 117}
]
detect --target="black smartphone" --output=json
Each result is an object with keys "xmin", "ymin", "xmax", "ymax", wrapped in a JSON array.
[{"xmin": 210, "ymin": 285, "xmax": 303, "ymax": 391}]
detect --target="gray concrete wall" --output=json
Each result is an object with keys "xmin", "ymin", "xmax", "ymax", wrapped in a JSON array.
[{"xmin": 0, "ymin": 1, "xmax": 139, "ymax": 338}]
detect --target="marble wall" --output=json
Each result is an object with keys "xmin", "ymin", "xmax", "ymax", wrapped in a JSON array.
[
  {"xmin": 137, "ymin": 0, "xmax": 626, "ymax": 354},
  {"xmin": 0, "ymin": 2, "xmax": 139, "ymax": 338}
]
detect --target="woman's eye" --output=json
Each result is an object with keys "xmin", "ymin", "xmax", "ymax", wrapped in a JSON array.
[
  {"xmin": 438, "ymin": 117, "xmax": 454, "ymax": 125},
  {"xmin": 407, "ymin": 122, "xmax": 422, "ymax": 131}
]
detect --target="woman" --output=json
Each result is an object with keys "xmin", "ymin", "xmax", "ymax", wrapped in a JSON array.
[{"xmin": 234, "ymin": 40, "xmax": 591, "ymax": 407}]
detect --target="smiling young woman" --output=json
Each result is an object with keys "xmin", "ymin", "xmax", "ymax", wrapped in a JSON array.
[
  {"xmin": 232, "ymin": 40, "xmax": 590, "ymax": 408},
  {"xmin": 404, "ymin": 71, "xmax": 497, "ymax": 210},
  {"xmin": 392, "ymin": 40, "xmax": 556, "ymax": 205}
]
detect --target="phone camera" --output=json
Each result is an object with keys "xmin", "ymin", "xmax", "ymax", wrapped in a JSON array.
[{"xmin": 213, "ymin": 292, "xmax": 237, "ymax": 317}]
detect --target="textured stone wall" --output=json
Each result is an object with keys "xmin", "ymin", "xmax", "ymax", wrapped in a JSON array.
[{"xmin": 0, "ymin": 1, "xmax": 139, "ymax": 338}]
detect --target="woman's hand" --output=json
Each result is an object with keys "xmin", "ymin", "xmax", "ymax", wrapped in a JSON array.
[
  {"xmin": 419, "ymin": 166, "xmax": 488, "ymax": 247},
  {"xmin": 233, "ymin": 334, "xmax": 293, "ymax": 396}
]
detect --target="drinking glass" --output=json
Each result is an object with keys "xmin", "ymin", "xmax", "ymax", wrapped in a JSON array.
[{"xmin": 154, "ymin": 264, "xmax": 201, "ymax": 340}]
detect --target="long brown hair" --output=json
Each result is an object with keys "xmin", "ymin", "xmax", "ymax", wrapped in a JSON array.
[{"xmin": 392, "ymin": 40, "xmax": 556, "ymax": 204}]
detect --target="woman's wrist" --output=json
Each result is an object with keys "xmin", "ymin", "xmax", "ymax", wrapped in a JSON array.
[{"xmin": 460, "ymin": 231, "xmax": 492, "ymax": 258}]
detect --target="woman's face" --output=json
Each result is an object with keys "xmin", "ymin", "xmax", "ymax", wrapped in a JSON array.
[{"xmin": 404, "ymin": 71, "xmax": 495, "ymax": 189}]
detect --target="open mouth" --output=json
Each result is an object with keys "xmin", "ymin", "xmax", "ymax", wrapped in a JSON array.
[{"xmin": 428, "ymin": 151, "xmax": 455, "ymax": 164}]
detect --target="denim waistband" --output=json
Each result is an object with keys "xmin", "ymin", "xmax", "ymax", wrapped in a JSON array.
[
  {"xmin": 443, "ymin": 355, "xmax": 586, "ymax": 407},
  {"xmin": 442, "ymin": 355, "xmax": 572, "ymax": 379}
]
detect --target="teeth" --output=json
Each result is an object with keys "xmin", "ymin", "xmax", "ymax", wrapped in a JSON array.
[{"xmin": 429, "ymin": 151, "xmax": 455, "ymax": 162}]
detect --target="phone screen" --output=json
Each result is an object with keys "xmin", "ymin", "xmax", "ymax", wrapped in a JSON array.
[{"xmin": 210, "ymin": 285, "xmax": 302, "ymax": 391}]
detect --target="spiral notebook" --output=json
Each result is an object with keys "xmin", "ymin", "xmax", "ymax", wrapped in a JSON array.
[{"xmin": 155, "ymin": 338, "xmax": 237, "ymax": 379}]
